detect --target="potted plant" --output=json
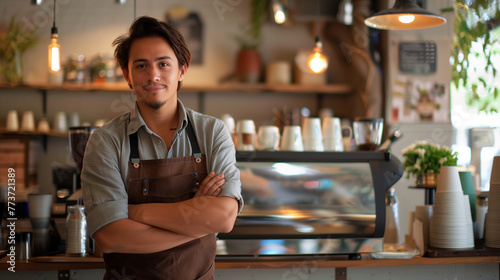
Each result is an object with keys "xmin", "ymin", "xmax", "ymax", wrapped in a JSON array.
[
  {"xmin": 234, "ymin": 0, "xmax": 267, "ymax": 83},
  {"xmin": 402, "ymin": 141, "xmax": 459, "ymax": 187},
  {"xmin": 0, "ymin": 15, "xmax": 38, "ymax": 84},
  {"xmin": 449, "ymin": 0, "xmax": 500, "ymax": 113}
]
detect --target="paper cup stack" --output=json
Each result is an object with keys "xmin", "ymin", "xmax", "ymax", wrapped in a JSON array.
[
  {"xmin": 485, "ymin": 156, "xmax": 500, "ymax": 248},
  {"xmin": 429, "ymin": 166, "xmax": 475, "ymax": 249}
]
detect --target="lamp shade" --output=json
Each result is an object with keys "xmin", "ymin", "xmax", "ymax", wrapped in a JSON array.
[{"xmin": 364, "ymin": 0, "xmax": 446, "ymax": 30}]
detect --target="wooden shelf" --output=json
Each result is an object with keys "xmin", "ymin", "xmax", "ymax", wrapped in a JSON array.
[
  {"xmin": 0, "ymin": 128, "xmax": 68, "ymax": 138},
  {"xmin": 0, "ymin": 82, "xmax": 353, "ymax": 95}
]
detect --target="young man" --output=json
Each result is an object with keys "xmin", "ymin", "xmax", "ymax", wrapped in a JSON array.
[{"xmin": 81, "ymin": 16, "xmax": 243, "ymax": 280}]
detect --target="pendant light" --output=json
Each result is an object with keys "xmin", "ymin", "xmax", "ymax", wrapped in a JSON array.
[
  {"xmin": 364, "ymin": 0, "xmax": 446, "ymax": 30},
  {"xmin": 272, "ymin": 0, "xmax": 287, "ymax": 24},
  {"xmin": 337, "ymin": 0, "xmax": 353, "ymax": 25},
  {"xmin": 48, "ymin": 0, "xmax": 61, "ymax": 72},
  {"xmin": 306, "ymin": 0, "xmax": 328, "ymax": 74}
]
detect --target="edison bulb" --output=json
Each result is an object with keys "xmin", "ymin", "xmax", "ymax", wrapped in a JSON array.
[
  {"xmin": 274, "ymin": 10, "xmax": 286, "ymax": 24},
  {"xmin": 398, "ymin": 14, "xmax": 415, "ymax": 24},
  {"xmin": 307, "ymin": 46, "xmax": 328, "ymax": 74},
  {"xmin": 48, "ymin": 34, "xmax": 61, "ymax": 72}
]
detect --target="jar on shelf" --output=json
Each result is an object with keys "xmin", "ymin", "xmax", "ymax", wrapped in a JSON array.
[
  {"xmin": 91, "ymin": 53, "xmax": 116, "ymax": 84},
  {"xmin": 64, "ymin": 54, "xmax": 87, "ymax": 84},
  {"xmin": 65, "ymin": 205, "xmax": 88, "ymax": 257}
]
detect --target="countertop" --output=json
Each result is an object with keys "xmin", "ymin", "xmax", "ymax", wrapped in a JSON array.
[{"xmin": 1, "ymin": 254, "xmax": 500, "ymax": 271}]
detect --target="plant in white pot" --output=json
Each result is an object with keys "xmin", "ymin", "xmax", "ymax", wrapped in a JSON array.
[
  {"xmin": 0, "ymin": 15, "xmax": 38, "ymax": 84},
  {"xmin": 402, "ymin": 141, "xmax": 459, "ymax": 187},
  {"xmin": 234, "ymin": 0, "xmax": 267, "ymax": 84}
]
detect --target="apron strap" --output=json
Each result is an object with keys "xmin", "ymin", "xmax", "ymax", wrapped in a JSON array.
[
  {"xmin": 129, "ymin": 132, "xmax": 140, "ymax": 168},
  {"xmin": 185, "ymin": 116, "xmax": 203, "ymax": 163},
  {"xmin": 128, "ymin": 115, "xmax": 202, "ymax": 166}
]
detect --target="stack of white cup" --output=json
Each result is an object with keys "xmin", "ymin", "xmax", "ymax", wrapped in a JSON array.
[
  {"xmin": 322, "ymin": 117, "xmax": 343, "ymax": 151},
  {"xmin": 280, "ymin": 125, "xmax": 303, "ymax": 151},
  {"xmin": 236, "ymin": 119, "xmax": 256, "ymax": 151},
  {"xmin": 302, "ymin": 117, "xmax": 323, "ymax": 151},
  {"xmin": 429, "ymin": 166, "xmax": 474, "ymax": 249},
  {"xmin": 485, "ymin": 156, "xmax": 500, "ymax": 248}
]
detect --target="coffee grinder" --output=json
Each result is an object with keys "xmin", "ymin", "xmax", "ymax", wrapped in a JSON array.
[{"xmin": 67, "ymin": 126, "xmax": 98, "ymax": 206}]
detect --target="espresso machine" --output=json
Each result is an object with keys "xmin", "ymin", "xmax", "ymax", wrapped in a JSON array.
[{"xmin": 217, "ymin": 151, "xmax": 404, "ymax": 259}]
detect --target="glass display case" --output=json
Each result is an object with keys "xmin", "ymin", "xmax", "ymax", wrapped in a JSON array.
[{"xmin": 217, "ymin": 151, "xmax": 404, "ymax": 258}]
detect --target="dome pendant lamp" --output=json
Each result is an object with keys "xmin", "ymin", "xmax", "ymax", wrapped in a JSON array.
[{"xmin": 364, "ymin": 0, "xmax": 446, "ymax": 30}]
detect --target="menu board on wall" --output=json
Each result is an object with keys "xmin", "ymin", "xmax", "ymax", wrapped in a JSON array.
[{"xmin": 399, "ymin": 41, "xmax": 437, "ymax": 74}]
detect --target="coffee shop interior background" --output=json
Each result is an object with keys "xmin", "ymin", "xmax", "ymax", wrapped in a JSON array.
[
  {"xmin": 0, "ymin": 1, "xmax": 385, "ymax": 198},
  {"xmin": 1, "ymin": 0, "xmax": 499, "ymax": 248}
]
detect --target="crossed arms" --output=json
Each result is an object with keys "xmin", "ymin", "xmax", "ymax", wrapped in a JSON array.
[{"xmin": 93, "ymin": 172, "xmax": 238, "ymax": 254}]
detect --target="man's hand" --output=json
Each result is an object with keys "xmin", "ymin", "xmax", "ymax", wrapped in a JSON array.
[{"xmin": 194, "ymin": 171, "xmax": 225, "ymax": 197}]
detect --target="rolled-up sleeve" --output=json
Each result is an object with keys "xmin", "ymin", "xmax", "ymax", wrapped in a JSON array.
[
  {"xmin": 81, "ymin": 130, "xmax": 129, "ymax": 237},
  {"xmin": 208, "ymin": 120, "xmax": 244, "ymax": 213}
]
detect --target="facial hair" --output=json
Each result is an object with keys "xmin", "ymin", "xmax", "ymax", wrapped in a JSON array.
[
  {"xmin": 146, "ymin": 100, "xmax": 166, "ymax": 110},
  {"xmin": 137, "ymin": 82, "xmax": 167, "ymax": 110}
]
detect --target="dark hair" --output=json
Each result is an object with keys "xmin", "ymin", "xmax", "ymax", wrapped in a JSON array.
[{"xmin": 113, "ymin": 16, "xmax": 191, "ymax": 90}]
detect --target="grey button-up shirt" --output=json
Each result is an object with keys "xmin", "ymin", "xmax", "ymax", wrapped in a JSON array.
[{"xmin": 82, "ymin": 100, "xmax": 243, "ymax": 236}]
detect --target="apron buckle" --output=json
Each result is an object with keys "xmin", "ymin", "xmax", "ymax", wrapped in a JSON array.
[{"xmin": 193, "ymin": 153, "xmax": 202, "ymax": 163}]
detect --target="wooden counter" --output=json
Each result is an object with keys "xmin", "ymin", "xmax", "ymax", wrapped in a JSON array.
[{"xmin": 1, "ymin": 254, "xmax": 499, "ymax": 271}]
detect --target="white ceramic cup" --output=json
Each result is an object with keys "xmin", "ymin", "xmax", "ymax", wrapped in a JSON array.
[
  {"xmin": 37, "ymin": 118, "xmax": 50, "ymax": 133},
  {"xmin": 257, "ymin": 125, "xmax": 280, "ymax": 151},
  {"xmin": 266, "ymin": 61, "xmax": 291, "ymax": 85},
  {"xmin": 236, "ymin": 119, "xmax": 256, "ymax": 151},
  {"xmin": 28, "ymin": 193, "xmax": 53, "ymax": 219},
  {"xmin": 69, "ymin": 112, "xmax": 80, "ymax": 128},
  {"xmin": 322, "ymin": 117, "xmax": 343, "ymax": 151},
  {"xmin": 280, "ymin": 125, "xmax": 303, "ymax": 151},
  {"xmin": 220, "ymin": 114, "xmax": 235, "ymax": 134},
  {"xmin": 53, "ymin": 111, "xmax": 67, "ymax": 132},
  {"xmin": 302, "ymin": 117, "xmax": 323, "ymax": 151},
  {"xmin": 21, "ymin": 111, "xmax": 35, "ymax": 132},
  {"xmin": 6, "ymin": 110, "xmax": 19, "ymax": 131},
  {"xmin": 28, "ymin": 193, "xmax": 53, "ymax": 233}
]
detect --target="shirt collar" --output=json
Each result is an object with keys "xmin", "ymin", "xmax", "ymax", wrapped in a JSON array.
[{"xmin": 127, "ymin": 99, "xmax": 188, "ymax": 135}]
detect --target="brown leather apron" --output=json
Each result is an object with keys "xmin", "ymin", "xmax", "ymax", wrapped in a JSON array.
[{"xmin": 102, "ymin": 117, "xmax": 216, "ymax": 280}]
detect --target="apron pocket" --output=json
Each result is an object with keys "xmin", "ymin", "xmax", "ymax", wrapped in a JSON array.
[{"xmin": 146, "ymin": 173, "xmax": 207, "ymax": 203}]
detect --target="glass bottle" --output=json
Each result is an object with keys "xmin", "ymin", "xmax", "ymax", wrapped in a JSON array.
[
  {"xmin": 384, "ymin": 187, "xmax": 400, "ymax": 244},
  {"xmin": 66, "ymin": 205, "xmax": 88, "ymax": 257}
]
